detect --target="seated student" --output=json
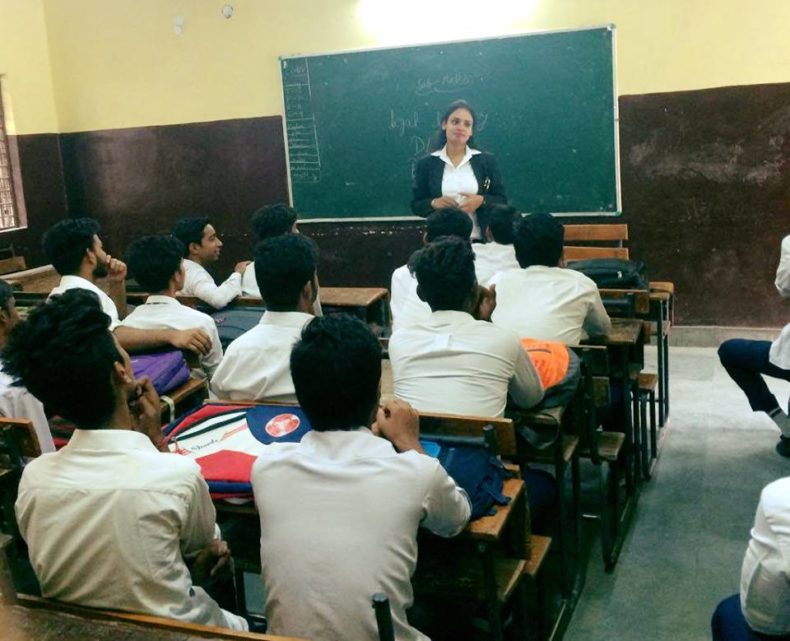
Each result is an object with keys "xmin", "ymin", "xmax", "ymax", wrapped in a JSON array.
[
  {"xmin": 711, "ymin": 476, "xmax": 790, "ymax": 640},
  {"xmin": 6, "ymin": 289, "xmax": 246, "ymax": 631},
  {"xmin": 719, "ymin": 234, "xmax": 790, "ymax": 456},
  {"xmin": 241, "ymin": 202, "xmax": 323, "ymax": 316},
  {"xmin": 251, "ymin": 315, "xmax": 470, "ymax": 641},
  {"xmin": 172, "ymin": 216, "xmax": 250, "ymax": 309},
  {"xmin": 472, "ymin": 204, "xmax": 520, "ymax": 286},
  {"xmin": 390, "ymin": 208, "xmax": 473, "ymax": 332},
  {"xmin": 490, "ymin": 212, "xmax": 611, "ymax": 344},
  {"xmin": 121, "ymin": 235, "xmax": 223, "ymax": 378},
  {"xmin": 0, "ymin": 279, "xmax": 54, "ymax": 453},
  {"xmin": 211, "ymin": 234, "xmax": 317, "ymax": 401},
  {"xmin": 389, "ymin": 236, "xmax": 544, "ymax": 418},
  {"xmin": 44, "ymin": 218, "xmax": 209, "ymax": 355}
]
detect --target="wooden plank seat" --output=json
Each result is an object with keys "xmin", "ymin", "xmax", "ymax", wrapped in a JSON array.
[{"xmin": 0, "ymin": 256, "xmax": 26, "ymax": 277}]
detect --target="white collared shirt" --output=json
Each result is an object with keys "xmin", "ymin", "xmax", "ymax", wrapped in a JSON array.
[
  {"xmin": 389, "ymin": 310, "xmax": 544, "ymax": 417},
  {"xmin": 769, "ymin": 235, "xmax": 790, "ymax": 369},
  {"xmin": 119, "ymin": 295, "xmax": 223, "ymax": 377},
  {"xmin": 390, "ymin": 264, "xmax": 431, "ymax": 332},
  {"xmin": 740, "ymin": 476, "xmax": 790, "ymax": 635},
  {"xmin": 490, "ymin": 265, "xmax": 612, "ymax": 345},
  {"xmin": 432, "ymin": 145, "xmax": 481, "ymax": 239},
  {"xmin": 473, "ymin": 242, "xmax": 519, "ymax": 287},
  {"xmin": 251, "ymin": 427, "xmax": 470, "ymax": 641},
  {"xmin": 49, "ymin": 275, "xmax": 120, "ymax": 330},
  {"xmin": 0, "ymin": 367, "xmax": 55, "ymax": 453},
  {"xmin": 179, "ymin": 259, "xmax": 241, "ymax": 310},
  {"xmin": 15, "ymin": 429, "xmax": 246, "ymax": 631},
  {"xmin": 210, "ymin": 310, "xmax": 312, "ymax": 402},
  {"xmin": 242, "ymin": 263, "xmax": 323, "ymax": 316}
]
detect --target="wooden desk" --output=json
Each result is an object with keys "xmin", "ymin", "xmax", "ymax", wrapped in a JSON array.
[
  {"xmin": 4, "ymin": 265, "xmax": 59, "ymax": 294},
  {"xmin": 320, "ymin": 287, "xmax": 389, "ymax": 329}
]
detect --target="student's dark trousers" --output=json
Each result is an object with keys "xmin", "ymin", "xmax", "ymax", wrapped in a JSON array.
[
  {"xmin": 718, "ymin": 339, "xmax": 790, "ymax": 413},
  {"xmin": 712, "ymin": 594, "xmax": 790, "ymax": 641}
]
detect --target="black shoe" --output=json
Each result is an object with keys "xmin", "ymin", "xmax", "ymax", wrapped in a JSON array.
[{"xmin": 776, "ymin": 436, "xmax": 790, "ymax": 458}]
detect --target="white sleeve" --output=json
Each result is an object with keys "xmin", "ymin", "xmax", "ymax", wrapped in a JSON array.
[
  {"xmin": 202, "ymin": 323, "xmax": 224, "ymax": 379},
  {"xmin": 508, "ymin": 341, "xmax": 544, "ymax": 409},
  {"xmin": 390, "ymin": 267, "xmax": 408, "ymax": 323},
  {"xmin": 186, "ymin": 267, "xmax": 242, "ymax": 309},
  {"xmin": 421, "ymin": 461, "xmax": 471, "ymax": 537},
  {"xmin": 0, "ymin": 386, "xmax": 55, "ymax": 453},
  {"xmin": 180, "ymin": 471, "xmax": 220, "ymax": 558},
  {"xmin": 241, "ymin": 263, "xmax": 260, "ymax": 297},
  {"xmin": 776, "ymin": 236, "xmax": 790, "ymax": 299},
  {"xmin": 583, "ymin": 286, "xmax": 612, "ymax": 338}
]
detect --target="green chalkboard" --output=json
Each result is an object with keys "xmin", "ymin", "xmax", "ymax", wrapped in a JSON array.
[{"xmin": 281, "ymin": 26, "xmax": 619, "ymax": 219}]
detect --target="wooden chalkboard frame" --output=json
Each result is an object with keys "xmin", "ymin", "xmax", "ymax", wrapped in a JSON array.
[{"xmin": 280, "ymin": 25, "xmax": 621, "ymax": 222}]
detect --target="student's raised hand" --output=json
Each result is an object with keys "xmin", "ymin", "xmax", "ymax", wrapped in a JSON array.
[
  {"xmin": 129, "ymin": 376, "xmax": 164, "ymax": 449},
  {"xmin": 473, "ymin": 283, "xmax": 497, "ymax": 321},
  {"xmin": 234, "ymin": 260, "xmax": 252, "ymax": 274},
  {"xmin": 460, "ymin": 193, "xmax": 484, "ymax": 213},
  {"xmin": 193, "ymin": 539, "xmax": 234, "ymax": 583},
  {"xmin": 430, "ymin": 196, "xmax": 458, "ymax": 210},
  {"xmin": 105, "ymin": 255, "xmax": 128, "ymax": 282},
  {"xmin": 372, "ymin": 398, "xmax": 423, "ymax": 454},
  {"xmin": 169, "ymin": 328, "xmax": 212, "ymax": 355}
]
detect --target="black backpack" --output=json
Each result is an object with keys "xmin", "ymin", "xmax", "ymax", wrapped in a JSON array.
[{"xmin": 567, "ymin": 258, "xmax": 649, "ymax": 290}]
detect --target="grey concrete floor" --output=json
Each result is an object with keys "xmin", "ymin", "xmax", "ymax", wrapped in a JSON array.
[{"xmin": 565, "ymin": 346, "xmax": 790, "ymax": 641}]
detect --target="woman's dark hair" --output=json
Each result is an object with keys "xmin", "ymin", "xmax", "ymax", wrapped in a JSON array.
[
  {"xmin": 172, "ymin": 216, "xmax": 211, "ymax": 257},
  {"xmin": 430, "ymin": 99, "xmax": 478, "ymax": 151},
  {"xmin": 410, "ymin": 236, "xmax": 477, "ymax": 311},
  {"xmin": 254, "ymin": 234, "xmax": 318, "ymax": 311},
  {"xmin": 513, "ymin": 213, "xmax": 564, "ymax": 268},
  {"xmin": 42, "ymin": 217, "xmax": 101, "ymax": 276},
  {"xmin": 2, "ymin": 289, "xmax": 123, "ymax": 430},
  {"xmin": 127, "ymin": 235, "xmax": 185, "ymax": 293},
  {"xmin": 251, "ymin": 203, "xmax": 298, "ymax": 242},
  {"xmin": 487, "ymin": 205, "xmax": 518, "ymax": 245},
  {"xmin": 290, "ymin": 315, "xmax": 381, "ymax": 431}
]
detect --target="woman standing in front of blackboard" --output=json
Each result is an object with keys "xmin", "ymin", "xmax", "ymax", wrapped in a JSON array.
[{"xmin": 411, "ymin": 100, "xmax": 507, "ymax": 241}]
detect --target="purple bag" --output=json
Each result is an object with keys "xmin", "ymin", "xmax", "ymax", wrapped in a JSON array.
[{"xmin": 130, "ymin": 350, "xmax": 190, "ymax": 395}]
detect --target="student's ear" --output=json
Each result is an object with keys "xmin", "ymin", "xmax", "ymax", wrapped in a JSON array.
[
  {"xmin": 173, "ymin": 264, "xmax": 186, "ymax": 290},
  {"xmin": 421, "ymin": 231, "xmax": 428, "ymax": 246},
  {"xmin": 187, "ymin": 241, "xmax": 201, "ymax": 258},
  {"xmin": 112, "ymin": 361, "xmax": 134, "ymax": 386},
  {"xmin": 485, "ymin": 227, "xmax": 494, "ymax": 242}
]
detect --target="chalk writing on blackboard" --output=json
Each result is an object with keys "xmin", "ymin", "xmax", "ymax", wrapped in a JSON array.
[
  {"xmin": 415, "ymin": 72, "xmax": 476, "ymax": 96},
  {"xmin": 283, "ymin": 59, "xmax": 322, "ymax": 183}
]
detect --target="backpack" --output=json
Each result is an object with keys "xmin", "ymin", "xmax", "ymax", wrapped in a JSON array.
[
  {"xmin": 567, "ymin": 258, "xmax": 649, "ymax": 290},
  {"xmin": 425, "ymin": 440, "xmax": 511, "ymax": 519},
  {"xmin": 130, "ymin": 350, "xmax": 190, "ymax": 395},
  {"xmin": 210, "ymin": 307, "xmax": 265, "ymax": 350}
]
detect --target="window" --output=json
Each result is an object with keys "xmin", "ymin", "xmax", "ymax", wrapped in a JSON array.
[{"xmin": 0, "ymin": 79, "xmax": 22, "ymax": 231}]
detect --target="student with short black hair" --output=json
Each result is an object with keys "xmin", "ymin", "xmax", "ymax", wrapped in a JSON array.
[
  {"xmin": 251, "ymin": 314, "xmax": 470, "ymax": 641},
  {"xmin": 490, "ymin": 212, "xmax": 611, "ymax": 344},
  {"xmin": 390, "ymin": 207, "xmax": 473, "ymax": 331},
  {"xmin": 7, "ymin": 289, "xmax": 246, "ymax": 631},
  {"xmin": 211, "ymin": 234, "xmax": 318, "ymax": 401},
  {"xmin": 389, "ymin": 236, "xmax": 543, "ymax": 417},
  {"xmin": 241, "ymin": 204, "xmax": 323, "ymax": 317},
  {"xmin": 472, "ymin": 204, "xmax": 520, "ymax": 285},
  {"xmin": 172, "ymin": 216, "xmax": 250, "ymax": 309},
  {"xmin": 44, "ymin": 218, "xmax": 209, "ymax": 355},
  {"xmin": 121, "ymin": 235, "xmax": 223, "ymax": 376},
  {"xmin": 0, "ymin": 279, "xmax": 54, "ymax": 453}
]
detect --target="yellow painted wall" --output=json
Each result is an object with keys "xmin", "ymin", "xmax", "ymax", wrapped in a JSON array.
[
  {"xmin": 0, "ymin": 0, "xmax": 59, "ymax": 134},
  {"xmin": 33, "ymin": 0, "xmax": 790, "ymax": 132}
]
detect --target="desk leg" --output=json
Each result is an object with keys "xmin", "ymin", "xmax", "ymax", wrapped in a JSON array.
[{"xmin": 480, "ymin": 542, "xmax": 504, "ymax": 641}]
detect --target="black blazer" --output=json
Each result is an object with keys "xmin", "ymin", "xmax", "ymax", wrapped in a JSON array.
[{"xmin": 410, "ymin": 151, "xmax": 507, "ymax": 233}]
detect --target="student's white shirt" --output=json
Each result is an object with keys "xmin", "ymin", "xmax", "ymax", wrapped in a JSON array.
[
  {"xmin": 390, "ymin": 264, "xmax": 431, "ymax": 332},
  {"xmin": 740, "ymin": 476, "xmax": 790, "ymax": 636},
  {"xmin": 242, "ymin": 263, "xmax": 323, "ymax": 315},
  {"xmin": 179, "ymin": 259, "xmax": 241, "ymax": 309},
  {"xmin": 251, "ymin": 427, "xmax": 470, "ymax": 641},
  {"xmin": 473, "ymin": 242, "xmax": 519, "ymax": 286},
  {"xmin": 433, "ymin": 145, "xmax": 482, "ymax": 239},
  {"xmin": 119, "ymin": 295, "xmax": 223, "ymax": 377},
  {"xmin": 490, "ymin": 265, "xmax": 612, "ymax": 345},
  {"xmin": 49, "ymin": 275, "xmax": 120, "ymax": 330},
  {"xmin": 769, "ymin": 235, "xmax": 790, "ymax": 369},
  {"xmin": 389, "ymin": 310, "xmax": 544, "ymax": 417},
  {"xmin": 210, "ymin": 311, "xmax": 312, "ymax": 402},
  {"xmin": 15, "ymin": 429, "xmax": 246, "ymax": 631},
  {"xmin": 0, "ymin": 367, "xmax": 55, "ymax": 453}
]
